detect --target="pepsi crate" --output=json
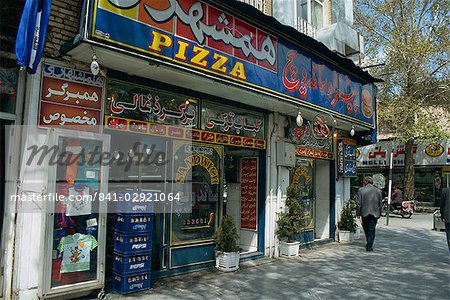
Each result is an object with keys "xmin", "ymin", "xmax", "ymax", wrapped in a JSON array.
[
  {"xmin": 114, "ymin": 232, "xmax": 152, "ymax": 254},
  {"xmin": 113, "ymin": 191, "xmax": 155, "ymax": 214},
  {"xmin": 113, "ymin": 271, "xmax": 151, "ymax": 294},
  {"xmin": 113, "ymin": 251, "xmax": 151, "ymax": 275},
  {"xmin": 115, "ymin": 214, "xmax": 153, "ymax": 234}
]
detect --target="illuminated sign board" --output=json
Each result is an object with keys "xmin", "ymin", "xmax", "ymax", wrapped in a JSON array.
[{"xmin": 90, "ymin": 0, "xmax": 375, "ymax": 126}]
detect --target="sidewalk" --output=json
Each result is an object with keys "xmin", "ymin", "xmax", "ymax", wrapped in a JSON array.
[{"xmin": 104, "ymin": 214, "xmax": 450, "ymax": 300}]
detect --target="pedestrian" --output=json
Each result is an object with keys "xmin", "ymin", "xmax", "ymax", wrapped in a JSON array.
[
  {"xmin": 440, "ymin": 187, "xmax": 450, "ymax": 251},
  {"xmin": 391, "ymin": 185, "xmax": 403, "ymax": 209},
  {"xmin": 356, "ymin": 176, "xmax": 382, "ymax": 251}
]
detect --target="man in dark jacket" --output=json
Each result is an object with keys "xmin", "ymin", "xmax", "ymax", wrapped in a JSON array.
[
  {"xmin": 440, "ymin": 187, "xmax": 450, "ymax": 251},
  {"xmin": 357, "ymin": 176, "xmax": 382, "ymax": 251}
]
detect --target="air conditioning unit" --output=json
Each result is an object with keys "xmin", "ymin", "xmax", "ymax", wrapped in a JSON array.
[{"xmin": 276, "ymin": 142, "xmax": 296, "ymax": 167}]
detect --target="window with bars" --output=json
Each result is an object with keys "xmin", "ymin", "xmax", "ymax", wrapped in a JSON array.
[
  {"xmin": 237, "ymin": 0, "xmax": 265, "ymax": 12},
  {"xmin": 296, "ymin": 0, "xmax": 324, "ymax": 31}
]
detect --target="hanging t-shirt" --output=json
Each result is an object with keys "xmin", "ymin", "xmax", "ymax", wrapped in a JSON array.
[
  {"xmin": 65, "ymin": 186, "xmax": 92, "ymax": 216},
  {"xmin": 57, "ymin": 233, "xmax": 97, "ymax": 273}
]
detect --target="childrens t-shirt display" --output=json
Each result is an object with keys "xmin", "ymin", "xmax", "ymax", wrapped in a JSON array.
[
  {"xmin": 65, "ymin": 186, "xmax": 93, "ymax": 216},
  {"xmin": 57, "ymin": 233, "xmax": 98, "ymax": 273}
]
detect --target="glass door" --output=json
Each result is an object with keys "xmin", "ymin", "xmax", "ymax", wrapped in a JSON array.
[
  {"xmin": 167, "ymin": 141, "xmax": 223, "ymax": 270},
  {"xmin": 290, "ymin": 158, "xmax": 315, "ymax": 244},
  {"xmin": 42, "ymin": 131, "xmax": 110, "ymax": 297}
]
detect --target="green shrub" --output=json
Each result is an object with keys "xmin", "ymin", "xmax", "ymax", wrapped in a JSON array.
[
  {"xmin": 338, "ymin": 200, "xmax": 357, "ymax": 233},
  {"xmin": 214, "ymin": 215, "xmax": 240, "ymax": 252},
  {"xmin": 276, "ymin": 185, "xmax": 303, "ymax": 243}
]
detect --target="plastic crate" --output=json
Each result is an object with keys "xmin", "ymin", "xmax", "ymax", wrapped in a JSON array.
[
  {"xmin": 114, "ymin": 191, "xmax": 155, "ymax": 214},
  {"xmin": 114, "ymin": 232, "xmax": 152, "ymax": 254},
  {"xmin": 115, "ymin": 214, "xmax": 153, "ymax": 233},
  {"xmin": 113, "ymin": 272, "xmax": 151, "ymax": 294},
  {"xmin": 113, "ymin": 251, "xmax": 151, "ymax": 275}
]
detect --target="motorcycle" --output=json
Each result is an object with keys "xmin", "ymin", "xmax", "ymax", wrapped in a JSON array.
[{"xmin": 381, "ymin": 197, "xmax": 417, "ymax": 218}]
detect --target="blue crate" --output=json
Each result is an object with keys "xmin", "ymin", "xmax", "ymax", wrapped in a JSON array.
[
  {"xmin": 113, "ymin": 272, "xmax": 151, "ymax": 294},
  {"xmin": 114, "ymin": 232, "xmax": 152, "ymax": 254},
  {"xmin": 113, "ymin": 251, "xmax": 151, "ymax": 275},
  {"xmin": 113, "ymin": 191, "xmax": 155, "ymax": 214},
  {"xmin": 115, "ymin": 214, "xmax": 153, "ymax": 233}
]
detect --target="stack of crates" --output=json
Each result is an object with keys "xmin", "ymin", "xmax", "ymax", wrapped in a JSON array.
[{"xmin": 113, "ymin": 192, "xmax": 153, "ymax": 294}]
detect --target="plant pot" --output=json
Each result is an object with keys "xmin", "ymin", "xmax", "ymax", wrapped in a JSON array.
[
  {"xmin": 279, "ymin": 241, "xmax": 300, "ymax": 257},
  {"xmin": 338, "ymin": 230, "xmax": 354, "ymax": 243},
  {"xmin": 354, "ymin": 226, "xmax": 361, "ymax": 239},
  {"xmin": 215, "ymin": 251, "xmax": 240, "ymax": 272}
]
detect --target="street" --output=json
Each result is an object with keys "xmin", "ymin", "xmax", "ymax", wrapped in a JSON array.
[{"xmin": 103, "ymin": 213, "xmax": 450, "ymax": 300}]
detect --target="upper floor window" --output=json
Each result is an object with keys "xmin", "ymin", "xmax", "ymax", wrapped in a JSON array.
[{"xmin": 297, "ymin": 0, "xmax": 324, "ymax": 30}]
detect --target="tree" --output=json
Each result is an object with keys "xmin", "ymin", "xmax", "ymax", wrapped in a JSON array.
[{"xmin": 354, "ymin": 0, "xmax": 450, "ymax": 201}]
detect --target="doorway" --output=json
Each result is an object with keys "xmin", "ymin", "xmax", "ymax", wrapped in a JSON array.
[
  {"xmin": 224, "ymin": 147, "xmax": 261, "ymax": 254},
  {"xmin": 290, "ymin": 158, "xmax": 315, "ymax": 244}
]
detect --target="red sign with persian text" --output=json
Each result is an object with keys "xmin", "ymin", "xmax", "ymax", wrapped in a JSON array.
[
  {"xmin": 105, "ymin": 116, "xmax": 266, "ymax": 149},
  {"xmin": 40, "ymin": 102, "xmax": 101, "ymax": 132},
  {"xmin": 39, "ymin": 63, "xmax": 103, "ymax": 131},
  {"xmin": 240, "ymin": 157, "xmax": 258, "ymax": 230}
]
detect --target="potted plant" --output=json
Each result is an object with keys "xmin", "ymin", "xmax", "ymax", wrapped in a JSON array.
[
  {"xmin": 214, "ymin": 214, "xmax": 240, "ymax": 272},
  {"xmin": 338, "ymin": 200, "xmax": 357, "ymax": 243},
  {"xmin": 276, "ymin": 185, "xmax": 303, "ymax": 256}
]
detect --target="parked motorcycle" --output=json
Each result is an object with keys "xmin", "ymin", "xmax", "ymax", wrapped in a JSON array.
[{"xmin": 381, "ymin": 197, "xmax": 417, "ymax": 218}]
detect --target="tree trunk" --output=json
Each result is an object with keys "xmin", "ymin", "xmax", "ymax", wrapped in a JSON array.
[{"xmin": 403, "ymin": 139, "xmax": 415, "ymax": 201}]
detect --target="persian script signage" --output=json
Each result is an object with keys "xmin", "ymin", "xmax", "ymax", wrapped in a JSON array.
[
  {"xmin": 90, "ymin": 0, "xmax": 375, "ymax": 126},
  {"xmin": 105, "ymin": 116, "xmax": 266, "ymax": 149},
  {"xmin": 357, "ymin": 141, "xmax": 450, "ymax": 167},
  {"xmin": 201, "ymin": 101, "xmax": 264, "ymax": 139},
  {"xmin": 106, "ymin": 80, "xmax": 198, "ymax": 127},
  {"xmin": 240, "ymin": 157, "xmax": 258, "ymax": 230},
  {"xmin": 288, "ymin": 116, "xmax": 334, "ymax": 160},
  {"xmin": 337, "ymin": 138, "xmax": 357, "ymax": 177},
  {"xmin": 39, "ymin": 63, "xmax": 103, "ymax": 132}
]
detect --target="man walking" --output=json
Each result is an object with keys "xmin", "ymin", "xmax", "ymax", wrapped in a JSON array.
[
  {"xmin": 440, "ymin": 187, "xmax": 450, "ymax": 251},
  {"xmin": 356, "ymin": 176, "xmax": 382, "ymax": 251}
]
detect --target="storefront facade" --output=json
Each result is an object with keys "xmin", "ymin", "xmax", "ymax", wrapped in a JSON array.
[
  {"xmin": 355, "ymin": 141, "xmax": 450, "ymax": 205},
  {"xmin": 5, "ymin": 0, "xmax": 378, "ymax": 299}
]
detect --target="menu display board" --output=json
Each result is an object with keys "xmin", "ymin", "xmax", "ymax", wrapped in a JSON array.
[
  {"xmin": 337, "ymin": 138, "xmax": 357, "ymax": 177},
  {"xmin": 240, "ymin": 157, "xmax": 258, "ymax": 230}
]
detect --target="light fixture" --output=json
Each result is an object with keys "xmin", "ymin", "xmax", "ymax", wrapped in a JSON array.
[
  {"xmin": 90, "ymin": 54, "xmax": 100, "ymax": 76},
  {"xmin": 295, "ymin": 111, "xmax": 303, "ymax": 127},
  {"xmin": 113, "ymin": 150, "xmax": 121, "ymax": 160},
  {"xmin": 350, "ymin": 125, "xmax": 355, "ymax": 137},
  {"xmin": 333, "ymin": 131, "xmax": 338, "ymax": 138},
  {"xmin": 185, "ymin": 99, "xmax": 190, "ymax": 105}
]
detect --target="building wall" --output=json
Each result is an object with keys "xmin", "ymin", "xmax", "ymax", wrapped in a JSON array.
[{"xmin": 44, "ymin": 0, "xmax": 83, "ymax": 57}]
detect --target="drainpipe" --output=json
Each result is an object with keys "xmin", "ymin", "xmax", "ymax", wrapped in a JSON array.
[
  {"xmin": 275, "ymin": 165, "xmax": 282, "ymax": 258},
  {"xmin": 268, "ymin": 112, "xmax": 278, "ymax": 258},
  {"xmin": 267, "ymin": 113, "xmax": 274, "ymax": 258},
  {"xmin": 273, "ymin": 113, "xmax": 281, "ymax": 258},
  {"xmin": 5, "ymin": 66, "xmax": 27, "ymax": 300}
]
